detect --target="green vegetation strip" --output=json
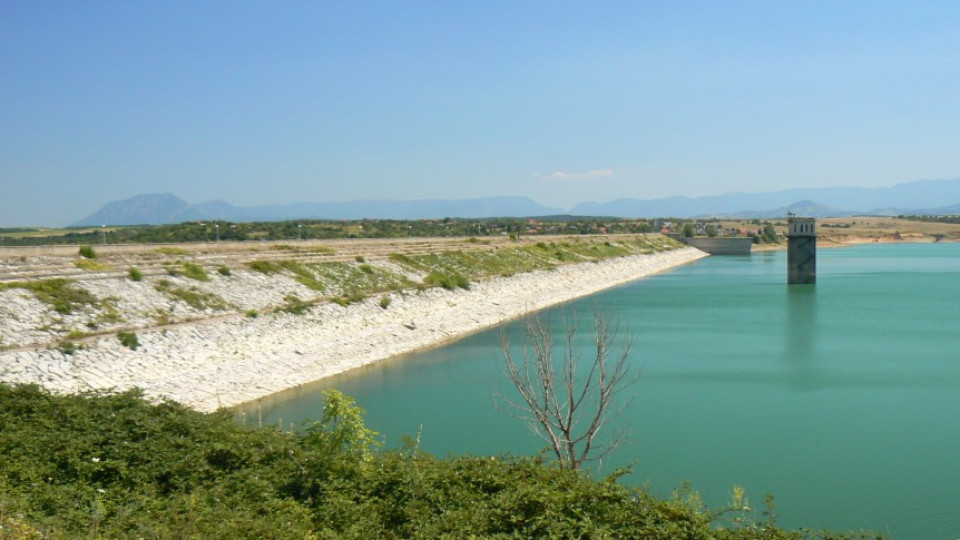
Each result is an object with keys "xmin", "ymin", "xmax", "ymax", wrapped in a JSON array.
[
  {"xmin": 247, "ymin": 259, "xmax": 414, "ymax": 301},
  {"xmin": 154, "ymin": 247, "xmax": 189, "ymax": 255},
  {"xmin": 73, "ymin": 259, "xmax": 110, "ymax": 271},
  {"xmin": 0, "ymin": 217, "xmax": 662, "ymax": 246},
  {"xmin": 154, "ymin": 279, "xmax": 230, "ymax": 312},
  {"xmin": 247, "ymin": 259, "xmax": 283, "ymax": 274},
  {"xmin": 0, "ymin": 279, "xmax": 98, "ymax": 314},
  {"xmin": 0, "ymin": 384, "xmax": 869, "ymax": 538},
  {"xmin": 244, "ymin": 237, "xmax": 678, "ymax": 308},
  {"xmin": 180, "ymin": 262, "xmax": 210, "ymax": 281},
  {"xmin": 0, "ymin": 237, "xmax": 676, "ymax": 323},
  {"xmin": 390, "ymin": 236, "xmax": 677, "ymax": 284},
  {"xmin": 308, "ymin": 261, "xmax": 412, "ymax": 296}
]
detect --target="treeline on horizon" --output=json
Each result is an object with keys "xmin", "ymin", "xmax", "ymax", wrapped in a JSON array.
[
  {"xmin": 0, "ymin": 214, "xmax": 827, "ymax": 247},
  {"xmin": 0, "ymin": 383, "xmax": 879, "ymax": 538},
  {"xmin": 898, "ymin": 214, "xmax": 960, "ymax": 224},
  {"xmin": 0, "ymin": 217, "xmax": 658, "ymax": 246}
]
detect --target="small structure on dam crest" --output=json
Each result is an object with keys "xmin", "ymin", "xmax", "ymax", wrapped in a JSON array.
[{"xmin": 787, "ymin": 215, "xmax": 816, "ymax": 284}]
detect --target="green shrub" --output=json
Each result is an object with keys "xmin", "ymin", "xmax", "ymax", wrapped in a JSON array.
[
  {"xmin": 217, "ymin": 265, "xmax": 231, "ymax": 276},
  {"xmin": 181, "ymin": 262, "xmax": 210, "ymax": 281},
  {"xmin": 379, "ymin": 295, "xmax": 392, "ymax": 309},
  {"xmin": 355, "ymin": 255, "xmax": 366, "ymax": 263},
  {"xmin": 278, "ymin": 295, "xmax": 312, "ymax": 315},
  {"xmin": 307, "ymin": 245, "xmax": 336, "ymax": 255},
  {"xmin": 78, "ymin": 245, "xmax": 97, "ymax": 259},
  {"xmin": 117, "ymin": 331, "xmax": 139, "ymax": 350},
  {"xmin": 73, "ymin": 259, "xmax": 109, "ymax": 271},
  {"xmin": 248, "ymin": 260, "xmax": 283, "ymax": 274},
  {"xmin": 0, "ymin": 384, "xmax": 870, "ymax": 539},
  {"xmin": 56, "ymin": 341, "xmax": 77, "ymax": 355},
  {"xmin": 424, "ymin": 270, "xmax": 470, "ymax": 290},
  {"xmin": 244, "ymin": 309, "xmax": 259, "ymax": 318},
  {"xmin": 154, "ymin": 246, "xmax": 189, "ymax": 255},
  {"xmin": 97, "ymin": 298, "xmax": 123, "ymax": 324},
  {"xmin": 331, "ymin": 293, "xmax": 366, "ymax": 307},
  {"xmin": 358, "ymin": 263, "xmax": 374, "ymax": 274},
  {"xmin": 280, "ymin": 261, "xmax": 325, "ymax": 291},
  {"xmin": 0, "ymin": 279, "xmax": 98, "ymax": 314},
  {"xmin": 154, "ymin": 280, "xmax": 230, "ymax": 311},
  {"xmin": 388, "ymin": 253, "xmax": 417, "ymax": 268},
  {"xmin": 151, "ymin": 308, "xmax": 173, "ymax": 326},
  {"xmin": 128, "ymin": 267, "xmax": 144, "ymax": 281},
  {"xmin": 762, "ymin": 224, "xmax": 780, "ymax": 243}
]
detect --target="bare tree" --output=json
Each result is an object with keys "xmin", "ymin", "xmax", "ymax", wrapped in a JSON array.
[{"xmin": 497, "ymin": 310, "xmax": 640, "ymax": 470}]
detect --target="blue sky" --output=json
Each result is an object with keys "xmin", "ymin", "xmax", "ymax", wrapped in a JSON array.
[{"xmin": 3, "ymin": 1, "xmax": 960, "ymax": 226}]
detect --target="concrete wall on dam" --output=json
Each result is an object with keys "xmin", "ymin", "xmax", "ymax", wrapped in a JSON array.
[{"xmin": 667, "ymin": 235, "xmax": 753, "ymax": 255}]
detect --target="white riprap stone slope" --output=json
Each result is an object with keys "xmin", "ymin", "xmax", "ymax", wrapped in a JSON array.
[{"xmin": 0, "ymin": 247, "xmax": 707, "ymax": 411}]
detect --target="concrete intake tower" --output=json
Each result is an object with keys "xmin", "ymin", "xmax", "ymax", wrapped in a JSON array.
[{"xmin": 787, "ymin": 216, "xmax": 816, "ymax": 284}]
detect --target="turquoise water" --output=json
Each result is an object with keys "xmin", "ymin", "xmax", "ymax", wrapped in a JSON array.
[{"xmin": 248, "ymin": 244, "xmax": 960, "ymax": 538}]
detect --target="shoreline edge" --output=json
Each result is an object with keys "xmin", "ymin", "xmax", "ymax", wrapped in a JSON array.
[{"xmin": 2, "ymin": 247, "xmax": 707, "ymax": 412}]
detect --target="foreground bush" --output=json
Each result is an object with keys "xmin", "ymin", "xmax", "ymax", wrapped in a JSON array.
[{"xmin": 0, "ymin": 384, "xmax": 877, "ymax": 538}]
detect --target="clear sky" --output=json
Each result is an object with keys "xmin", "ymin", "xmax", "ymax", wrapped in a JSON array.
[{"xmin": 3, "ymin": 1, "xmax": 960, "ymax": 226}]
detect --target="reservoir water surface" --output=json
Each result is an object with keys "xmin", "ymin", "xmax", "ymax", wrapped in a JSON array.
[{"xmin": 249, "ymin": 243, "xmax": 960, "ymax": 538}]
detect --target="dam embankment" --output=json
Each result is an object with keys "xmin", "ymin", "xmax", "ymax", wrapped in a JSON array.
[{"xmin": 0, "ymin": 236, "xmax": 706, "ymax": 411}]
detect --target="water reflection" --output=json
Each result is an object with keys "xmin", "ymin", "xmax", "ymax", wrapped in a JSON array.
[{"xmin": 784, "ymin": 285, "xmax": 819, "ymax": 390}]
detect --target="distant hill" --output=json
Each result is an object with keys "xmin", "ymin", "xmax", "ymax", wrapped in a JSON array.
[
  {"xmin": 933, "ymin": 203, "xmax": 960, "ymax": 214},
  {"xmin": 707, "ymin": 200, "xmax": 852, "ymax": 219},
  {"xmin": 72, "ymin": 195, "xmax": 564, "ymax": 226},
  {"xmin": 72, "ymin": 177, "xmax": 960, "ymax": 226},
  {"xmin": 571, "ymin": 177, "xmax": 960, "ymax": 218},
  {"xmin": 74, "ymin": 193, "xmax": 190, "ymax": 226}
]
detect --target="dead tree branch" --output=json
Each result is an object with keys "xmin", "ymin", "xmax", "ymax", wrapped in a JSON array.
[{"xmin": 498, "ymin": 310, "xmax": 640, "ymax": 470}]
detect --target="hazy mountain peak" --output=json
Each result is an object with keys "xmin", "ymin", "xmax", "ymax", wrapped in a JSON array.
[
  {"xmin": 570, "ymin": 178, "xmax": 960, "ymax": 218},
  {"xmin": 71, "ymin": 178, "xmax": 960, "ymax": 226},
  {"xmin": 73, "ymin": 194, "xmax": 564, "ymax": 225},
  {"xmin": 73, "ymin": 193, "xmax": 189, "ymax": 226}
]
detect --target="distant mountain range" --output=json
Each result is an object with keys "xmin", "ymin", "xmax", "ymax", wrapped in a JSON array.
[
  {"xmin": 72, "ymin": 194, "xmax": 565, "ymax": 226},
  {"xmin": 72, "ymin": 177, "xmax": 960, "ymax": 226},
  {"xmin": 570, "ymin": 178, "xmax": 960, "ymax": 218}
]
